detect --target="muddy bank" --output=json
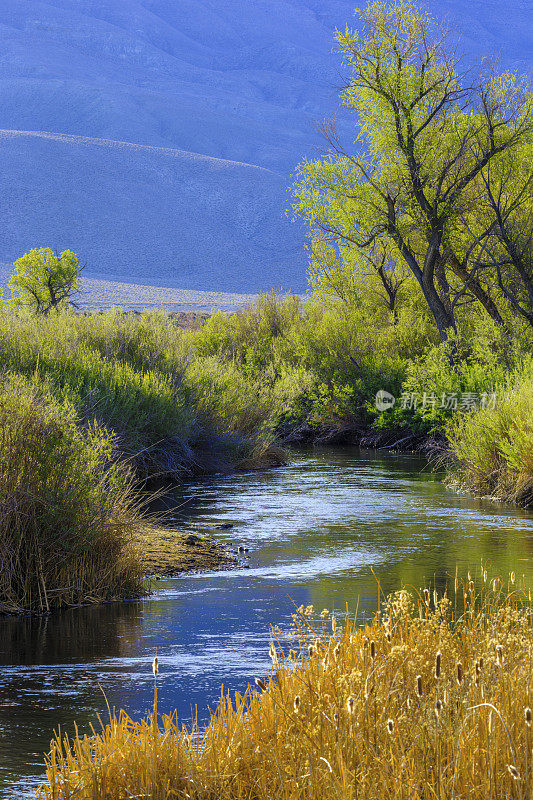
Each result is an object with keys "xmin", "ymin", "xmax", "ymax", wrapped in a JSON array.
[
  {"xmin": 131, "ymin": 525, "xmax": 237, "ymax": 577},
  {"xmin": 280, "ymin": 420, "xmax": 446, "ymax": 456}
]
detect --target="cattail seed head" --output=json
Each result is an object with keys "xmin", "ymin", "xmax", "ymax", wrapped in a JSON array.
[
  {"xmin": 511, "ymin": 571, "xmax": 516, "ymax": 584},
  {"xmin": 433, "ymin": 590, "xmax": 438, "ymax": 608},
  {"xmin": 423, "ymin": 589, "xmax": 430, "ymax": 605},
  {"xmin": 269, "ymin": 643, "xmax": 276, "ymax": 661},
  {"xmin": 152, "ymin": 656, "xmax": 158, "ymax": 677},
  {"xmin": 416, "ymin": 675, "xmax": 423, "ymax": 697},
  {"xmin": 308, "ymin": 644, "xmax": 314, "ymax": 658},
  {"xmin": 370, "ymin": 640, "xmax": 375, "ymax": 660},
  {"xmin": 387, "ymin": 718, "xmax": 394, "ymax": 734},
  {"xmin": 293, "ymin": 695, "xmax": 300, "ymax": 714},
  {"xmin": 435, "ymin": 651, "xmax": 441, "ymax": 679},
  {"xmin": 492, "ymin": 578, "xmax": 498, "ymax": 593},
  {"xmin": 456, "ymin": 662, "xmax": 463, "ymax": 685},
  {"xmin": 525, "ymin": 707, "xmax": 532, "ymax": 726},
  {"xmin": 479, "ymin": 656, "xmax": 484, "ymax": 670},
  {"xmin": 333, "ymin": 642, "xmax": 340, "ymax": 662},
  {"xmin": 346, "ymin": 696, "xmax": 355, "ymax": 715},
  {"xmin": 255, "ymin": 677, "xmax": 266, "ymax": 692},
  {"xmin": 469, "ymin": 580, "xmax": 474, "ymax": 593},
  {"xmin": 496, "ymin": 644, "xmax": 503, "ymax": 666},
  {"xmin": 406, "ymin": 696, "xmax": 412, "ymax": 710},
  {"xmin": 435, "ymin": 699, "xmax": 442, "ymax": 718},
  {"xmin": 508, "ymin": 764, "xmax": 520, "ymax": 779},
  {"xmin": 483, "ymin": 569, "xmax": 487, "ymax": 582}
]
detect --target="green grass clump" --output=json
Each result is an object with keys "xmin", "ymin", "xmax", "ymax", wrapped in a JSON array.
[
  {"xmin": 0, "ymin": 308, "xmax": 283, "ymax": 477},
  {"xmin": 447, "ymin": 359, "xmax": 533, "ymax": 505},
  {"xmin": 0, "ymin": 375, "xmax": 143, "ymax": 613},
  {"xmin": 38, "ymin": 574, "xmax": 533, "ymax": 800}
]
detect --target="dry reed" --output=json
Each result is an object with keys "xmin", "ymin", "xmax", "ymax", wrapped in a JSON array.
[{"xmin": 37, "ymin": 572, "xmax": 533, "ymax": 799}]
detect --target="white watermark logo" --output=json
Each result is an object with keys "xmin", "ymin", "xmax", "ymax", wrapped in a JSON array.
[
  {"xmin": 375, "ymin": 389, "xmax": 498, "ymax": 412},
  {"xmin": 375, "ymin": 390, "xmax": 396, "ymax": 412}
]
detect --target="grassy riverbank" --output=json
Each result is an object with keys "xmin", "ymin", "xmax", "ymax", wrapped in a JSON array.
[
  {"xmin": 1, "ymin": 292, "xmax": 530, "ymax": 612},
  {"xmin": 0, "ymin": 307, "xmax": 279, "ymax": 613},
  {"xmin": 37, "ymin": 574, "xmax": 533, "ymax": 800}
]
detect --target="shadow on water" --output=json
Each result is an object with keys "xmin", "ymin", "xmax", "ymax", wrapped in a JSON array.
[{"xmin": 2, "ymin": 447, "xmax": 533, "ymax": 796}]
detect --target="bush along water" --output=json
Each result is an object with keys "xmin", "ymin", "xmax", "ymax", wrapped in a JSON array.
[
  {"xmin": 0, "ymin": 375, "xmax": 144, "ymax": 613},
  {"xmin": 37, "ymin": 573, "xmax": 533, "ymax": 800}
]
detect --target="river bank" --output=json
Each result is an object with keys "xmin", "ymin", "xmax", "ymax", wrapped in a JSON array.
[{"xmin": 132, "ymin": 524, "xmax": 237, "ymax": 578}]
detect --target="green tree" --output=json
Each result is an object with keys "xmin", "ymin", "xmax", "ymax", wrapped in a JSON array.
[
  {"xmin": 9, "ymin": 248, "xmax": 82, "ymax": 314},
  {"xmin": 294, "ymin": 1, "xmax": 533, "ymax": 341}
]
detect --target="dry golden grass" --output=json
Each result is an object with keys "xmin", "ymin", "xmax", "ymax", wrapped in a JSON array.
[{"xmin": 37, "ymin": 572, "xmax": 533, "ymax": 799}]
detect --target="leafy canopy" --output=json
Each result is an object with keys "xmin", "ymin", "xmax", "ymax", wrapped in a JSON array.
[{"xmin": 9, "ymin": 247, "xmax": 82, "ymax": 314}]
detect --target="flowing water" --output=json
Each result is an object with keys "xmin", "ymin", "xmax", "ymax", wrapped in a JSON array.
[{"xmin": 2, "ymin": 448, "xmax": 533, "ymax": 797}]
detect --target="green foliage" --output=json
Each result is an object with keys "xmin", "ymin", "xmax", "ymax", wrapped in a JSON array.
[
  {"xmin": 9, "ymin": 247, "xmax": 81, "ymax": 314},
  {"xmin": 293, "ymin": 0, "xmax": 533, "ymax": 340},
  {"xmin": 447, "ymin": 359, "xmax": 533, "ymax": 505},
  {"xmin": 0, "ymin": 374, "xmax": 143, "ymax": 613}
]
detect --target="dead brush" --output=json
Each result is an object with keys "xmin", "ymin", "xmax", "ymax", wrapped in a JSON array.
[{"xmin": 37, "ymin": 571, "xmax": 533, "ymax": 799}]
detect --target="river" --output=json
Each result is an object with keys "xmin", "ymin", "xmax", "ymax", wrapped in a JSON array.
[{"xmin": 2, "ymin": 447, "xmax": 533, "ymax": 797}]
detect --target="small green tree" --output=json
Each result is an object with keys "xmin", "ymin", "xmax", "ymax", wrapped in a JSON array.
[{"xmin": 9, "ymin": 248, "xmax": 82, "ymax": 314}]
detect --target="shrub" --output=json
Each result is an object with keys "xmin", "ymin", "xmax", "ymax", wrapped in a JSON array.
[
  {"xmin": 447, "ymin": 359, "xmax": 533, "ymax": 505},
  {"xmin": 0, "ymin": 376, "xmax": 143, "ymax": 613}
]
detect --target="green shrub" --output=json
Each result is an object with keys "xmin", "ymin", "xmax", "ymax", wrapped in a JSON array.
[
  {"xmin": 0, "ymin": 375, "xmax": 143, "ymax": 613},
  {"xmin": 447, "ymin": 359, "xmax": 533, "ymax": 505}
]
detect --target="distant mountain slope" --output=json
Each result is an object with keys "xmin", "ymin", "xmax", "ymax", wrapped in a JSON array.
[
  {"xmin": 0, "ymin": 129, "xmax": 305, "ymax": 291},
  {"xmin": 0, "ymin": 0, "xmax": 531, "ymax": 292}
]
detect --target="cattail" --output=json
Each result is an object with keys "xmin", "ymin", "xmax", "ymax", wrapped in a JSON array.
[
  {"xmin": 346, "ymin": 696, "xmax": 355, "ymax": 715},
  {"xmin": 525, "ymin": 707, "xmax": 532, "ymax": 727},
  {"xmin": 433, "ymin": 590, "xmax": 438, "ymax": 608},
  {"xmin": 469, "ymin": 580, "xmax": 474, "ymax": 593},
  {"xmin": 363, "ymin": 637, "xmax": 369, "ymax": 649},
  {"xmin": 406, "ymin": 696, "xmax": 412, "ymax": 710},
  {"xmin": 435, "ymin": 699, "xmax": 442, "ymax": 719},
  {"xmin": 269, "ymin": 643, "xmax": 276, "ymax": 661},
  {"xmin": 508, "ymin": 764, "xmax": 520, "ymax": 780},
  {"xmin": 152, "ymin": 656, "xmax": 158, "ymax": 677},
  {"xmin": 511, "ymin": 571, "xmax": 516, "ymax": 584},
  {"xmin": 387, "ymin": 718, "xmax": 394, "ymax": 734},
  {"xmin": 293, "ymin": 695, "xmax": 300, "ymax": 714},
  {"xmin": 331, "ymin": 616, "xmax": 337, "ymax": 633},
  {"xmin": 492, "ymin": 578, "xmax": 498, "ymax": 593},
  {"xmin": 255, "ymin": 677, "xmax": 266, "ymax": 691},
  {"xmin": 456, "ymin": 662, "xmax": 463, "ymax": 685},
  {"xmin": 370, "ymin": 640, "xmax": 376, "ymax": 660},
  {"xmin": 416, "ymin": 675, "xmax": 423, "ymax": 697},
  {"xmin": 423, "ymin": 588, "xmax": 430, "ymax": 605},
  {"xmin": 483, "ymin": 569, "xmax": 487, "ymax": 582},
  {"xmin": 435, "ymin": 651, "xmax": 441, "ymax": 679},
  {"xmin": 496, "ymin": 644, "xmax": 503, "ymax": 666},
  {"xmin": 308, "ymin": 644, "xmax": 314, "ymax": 658},
  {"xmin": 479, "ymin": 656, "xmax": 484, "ymax": 670},
  {"xmin": 475, "ymin": 661, "xmax": 481, "ymax": 685},
  {"xmin": 333, "ymin": 642, "xmax": 340, "ymax": 662}
]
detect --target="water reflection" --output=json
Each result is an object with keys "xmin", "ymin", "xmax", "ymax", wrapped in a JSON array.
[{"xmin": 1, "ymin": 448, "xmax": 533, "ymax": 797}]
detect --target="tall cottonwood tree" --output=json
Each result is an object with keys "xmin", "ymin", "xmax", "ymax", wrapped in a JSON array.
[{"xmin": 294, "ymin": 1, "xmax": 533, "ymax": 341}]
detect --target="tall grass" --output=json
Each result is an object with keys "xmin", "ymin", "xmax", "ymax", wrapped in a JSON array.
[
  {"xmin": 38, "ymin": 574, "xmax": 533, "ymax": 799},
  {"xmin": 0, "ymin": 307, "xmax": 283, "ymax": 478},
  {"xmin": 447, "ymin": 360, "xmax": 533, "ymax": 506},
  {"xmin": 0, "ymin": 375, "xmax": 143, "ymax": 613}
]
